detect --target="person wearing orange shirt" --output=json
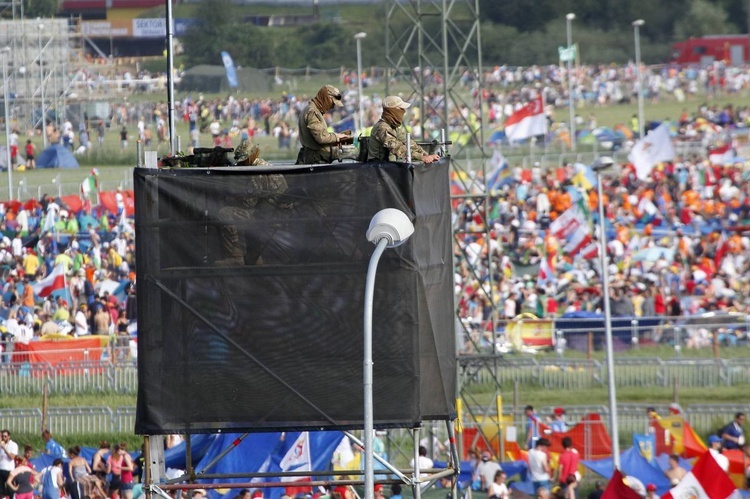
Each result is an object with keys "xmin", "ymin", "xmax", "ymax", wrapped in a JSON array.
[
  {"xmin": 554, "ymin": 189, "xmax": 571, "ymax": 214},
  {"xmin": 21, "ymin": 277, "xmax": 35, "ymax": 307}
]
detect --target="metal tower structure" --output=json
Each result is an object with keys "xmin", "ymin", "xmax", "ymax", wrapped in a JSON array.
[
  {"xmin": 0, "ymin": 18, "xmax": 76, "ymax": 134},
  {"xmin": 385, "ymin": 0, "xmax": 506, "ymax": 461}
]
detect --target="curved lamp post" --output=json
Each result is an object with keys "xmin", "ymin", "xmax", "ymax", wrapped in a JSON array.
[
  {"xmin": 592, "ymin": 156, "xmax": 620, "ymax": 469},
  {"xmin": 363, "ymin": 208, "xmax": 415, "ymax": 499}
]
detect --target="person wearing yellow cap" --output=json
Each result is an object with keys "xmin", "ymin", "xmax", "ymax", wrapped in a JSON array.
[
  {"xmin": 367, "ymin": 95, "xmax": 440, "ymax": 164},
  {"xmin": 296, "ymin": 85, "xmax": 352, "ymax": 164}
]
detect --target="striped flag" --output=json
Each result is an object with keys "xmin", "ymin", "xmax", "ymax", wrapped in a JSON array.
[
  {"xmin": 33, "ymin": 264, "xmax": 66, "ymax": 297},
  {"xmin": 708, "ymin": 143, "xmax": 735, "ymax": 166},
  {"xmin": 504, "ymin": 96, "xmax": 547, "ymax": 142}
]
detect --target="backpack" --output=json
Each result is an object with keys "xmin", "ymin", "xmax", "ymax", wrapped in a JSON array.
[{"xmin": 357, "ymin": 135, "xmax": 370, "ymax": 163}]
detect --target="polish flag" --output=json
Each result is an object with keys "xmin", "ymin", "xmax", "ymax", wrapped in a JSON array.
[
  {"xmin": 504, "ymin": 96, "xmax": 547, "ymax": 142},
  {"xmin": 661, "ymin": 450, "xmax": 740, "ymax": 499},
  {"xmin": 579, "ymin": 241, "xmax": 599, "ymax": 260},
  {"xmin": 33, "ymin": 264, "xmax": 66, "ymax": 298},
  {"xmin": 563, "ymin": 230, "xmax": 592, "ymax": 256},
  {"xmin": 708, "ymin": 143, "xmax": 735, "ymax": 166}
]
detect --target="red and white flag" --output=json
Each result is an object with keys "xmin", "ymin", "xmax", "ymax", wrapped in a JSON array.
[
  {"xmin": 33, "ymin": 264, "xmax": 66, "ymax": 298},
  {"xmin": 504, "ymin": 96, "xmax": 547, "ymax": 142},
  {"xmin": 579, "ymin": 240, "xmax": 599, "ymax": 260},
  {"xmin": 549, "ymin": 202, "xmax": 587, "ymax": 240},
  {"xmin": 662, "ymin": 450, "xmax": 740, "ymax": 499},
  {"xmin": 708, "ymin": 143, "xmax": 735, "ymax": 166}
]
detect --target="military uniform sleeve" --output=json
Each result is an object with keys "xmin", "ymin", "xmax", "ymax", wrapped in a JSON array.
[
  {"xmin": 305, "ymin": 108, "xmax": 339, "ymax": 146},
  {"xmin": 393, "ymin": 126, "xmax": 427, "ymax": 162}
]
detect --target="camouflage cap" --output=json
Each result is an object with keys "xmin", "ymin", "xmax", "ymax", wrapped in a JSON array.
[
  {"xmin": 234, "ymin": 139, "xmax": 253, "ymax": 162},
  {"xmin": 324, "ymin": 85, "xmax": 344, "ymax": 107}
]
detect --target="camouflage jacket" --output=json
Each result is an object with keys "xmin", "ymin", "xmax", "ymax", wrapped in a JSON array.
[
  {"xmin": 297, "ymin": 102, "xmax": 339, "ymax": 163},
  {"xmin": 368, "ymin": 119, "xmax": 427, "ymax": 163}
]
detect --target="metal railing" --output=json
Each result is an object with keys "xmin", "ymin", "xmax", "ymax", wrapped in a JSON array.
[
  {"xmin": 462, "ymin": 356, "xmax": 750, "ymax": 389},
  {"xmin": 0, "ymin": 406, "xmax": 135, "ymax": 435},
  {"xmin": 0, "ymin": 360, "xmax": 137, "ymax": 395}
]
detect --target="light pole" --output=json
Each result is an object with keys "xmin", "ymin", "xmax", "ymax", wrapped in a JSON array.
[
  {"xmin": 633, "ymin": 19, "xmax": 646, "ymax": 139},
  {"xmin": 364, "ymin": 208, "xmax": 415, "ymax": 499},
  {"xmin": 566, "ymin": 13, "xmax": 576, "ymax": 152},
  {"xmin": 355, "ymin": 32, "xmax": 367, "ymax": 133},
  {"xmin": 1, "ymin": 46, "xmax": 12, "ymax": 200},
  {"xmin": 592, "ymin": 156, "xmax": 620, "ymax": 469},
  {"xmin": 38, "ymin": 23, "xmax": 47, "ymax": 149}
]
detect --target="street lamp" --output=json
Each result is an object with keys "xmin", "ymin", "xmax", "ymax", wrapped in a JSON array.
[
  {"xmin": 38, "ymin": 23, "xmax": 47, "ymax": 149},
  {"xmin": 592, "ymin": 156, "xmax": 620, "ymax": 469},
  {"xmin": 364, "ymin": 208, "xmax": 415, "ymax": 499},
  {"xmin": 566, "ymin": 13, "xmax": 576, "ymax": 152},
  {"xmin": 632, "ymin": 19, "xmax": 646, "ymax": 139},
  {"xmin": 355, "ymin": 32, "xmax": 367, "ymax": 133},
  {"xmin": 1, "ymin": 46, "xmax": 12, "ymax": 200}
]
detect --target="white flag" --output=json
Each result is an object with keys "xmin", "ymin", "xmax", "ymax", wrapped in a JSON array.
[
  {"xmin": 628, "ymin": 123, "xmax": 675, "ymax": 181},
  {"xmin": 279, "ymin": 432, "xmax": 311, "ymax": 482}
]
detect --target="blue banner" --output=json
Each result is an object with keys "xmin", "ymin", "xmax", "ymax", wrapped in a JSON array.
[{"xmin": 220, "ymin": 51, "xmax": 239, "ymax": 89}]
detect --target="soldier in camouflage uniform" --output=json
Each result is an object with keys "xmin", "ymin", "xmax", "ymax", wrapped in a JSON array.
[
  {"xmin": 367, "ymin": 95, "xmax": 441, "ymax": 164},
  {"xmin": 296, "ymin": 85, "xmax": 353, "ymax": 164},
  {"xmin": 216, "ymin": 140, "xmax": 292, "ymax": 265}
]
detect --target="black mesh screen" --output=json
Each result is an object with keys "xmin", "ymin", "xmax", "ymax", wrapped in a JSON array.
[{"xmin": 134, "ymin": 161, "xmax": 455, "ymax": 434}]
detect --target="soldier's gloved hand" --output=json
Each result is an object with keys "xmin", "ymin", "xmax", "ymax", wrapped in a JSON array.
[{"xmin": 339, "ymin": 144, "xmax": 359, "ymax": 161}]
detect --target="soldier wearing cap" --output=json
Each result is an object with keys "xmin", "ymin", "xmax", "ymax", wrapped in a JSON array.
[
  {"xmin": 296, "ymin": 85, "xmax": 352, "ymax": 164},
  {"xmin": 368, "ymin": 95, "xmax": 440, "ymax": 164}
]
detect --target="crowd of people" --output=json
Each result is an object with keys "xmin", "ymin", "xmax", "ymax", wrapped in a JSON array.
[
  {"xmin": 454, "ymin": 98, "xmax": 750, "ymax": 351},
  {"xmin": 0, "ymin": 184, "xmax": 136, "ymax": 363}
]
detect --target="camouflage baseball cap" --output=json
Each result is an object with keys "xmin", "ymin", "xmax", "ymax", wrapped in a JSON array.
[
  {"xmin": 234, "ymin": 139, "xmax": 253, "ymax": 162},
  {"xmin": 324, "ymin": 85, "xmax": 344, "ymax": 107}
]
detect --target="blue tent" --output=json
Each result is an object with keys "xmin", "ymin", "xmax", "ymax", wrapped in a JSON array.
[
  {"xmin": 582, "ymin": 446, "xmax": 672, "ymax": 496},
  {"xmin": 37, "ymin": 145, "xmax": 80, "ymax": 169}
]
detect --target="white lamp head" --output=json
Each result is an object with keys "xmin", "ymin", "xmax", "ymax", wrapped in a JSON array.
[
  {"xmin": 354, "ymin": 32, "xmax": 367, "ymax": 40},
  {"xmin": 632, "ymin": 19, "xmax": 645, "ymax": 27},
  {"xmin": 592, "ymin": 156, "xmax": 615, "ymax": 171},
  {"xmin": 566, "ymin": 13, "xmax": 575, "ymax": 21},
  {"xmin": 366, "ymin": 208, "xmax": 414, "ymax": 248}
]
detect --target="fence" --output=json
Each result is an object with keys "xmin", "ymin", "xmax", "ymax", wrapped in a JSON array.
[
  {"xmin": 463, "ymin": 357, "xmax": 750, "ymax": 389},
  {"xmin": 0, "ymin": 360, "xmax": 138, "ymax": 395},
  {"xmin": 0, "ymin": 406, "xmax": 135, "ymax": 436}
]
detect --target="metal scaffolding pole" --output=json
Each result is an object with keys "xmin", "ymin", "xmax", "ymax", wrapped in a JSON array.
[{"xmin": 386, "ymin": 0, "xmax": 503, "ymax": 465}]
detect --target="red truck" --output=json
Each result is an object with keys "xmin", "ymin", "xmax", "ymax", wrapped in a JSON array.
[{"xmin": 670, "ymin": 35, "xmax": 750, "ymax": 66}]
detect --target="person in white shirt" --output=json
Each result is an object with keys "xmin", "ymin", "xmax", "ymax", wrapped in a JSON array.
[
  {"xmin": 488, "ymin": 469, "xmax": 509, "ymax": 499},
  {"xmin": 0, "ymin": 429, "xmax": 19, "ymax": 498},
  {"xmin": 75, "ymin": 304, "xmax": 90, "ymax": 337},
  {"xmin": 527, "ymin": 438, "xmax": 551, "ymax": 492},
  {"xmin": 708, "ymin": 435, "xmax": 729, "ymax": 472},
  {"xmin": 410, "ymin": 445, "xmax": 434, "ymax": 471}
]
